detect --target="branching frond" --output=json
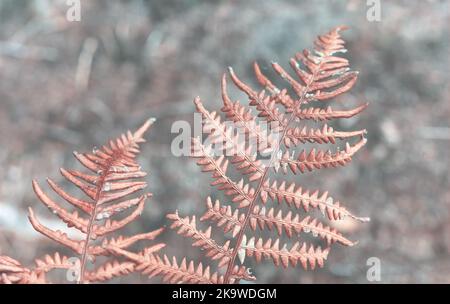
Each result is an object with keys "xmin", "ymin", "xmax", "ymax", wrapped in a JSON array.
[
  {"xmin": 2, "ymin": 26, "xmax": 371, "ymax": 285},
  {"xmin": 1, "ymin": 119, "xmax": 165, "ymax": 284},
  {"xmin": 162, "ymin": 26, "xmax": 369, "ymax": 284}
]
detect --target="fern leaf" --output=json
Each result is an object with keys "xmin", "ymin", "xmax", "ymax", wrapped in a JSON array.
[
  {"xmin": 116, "ymin": 26, "xmax": 369, "ymax": 284},
  {"xmin": 221, "ymin": 74, "xmax": 275, "ymax": 152},
  {"xmin": 278, "ymin": 137, "xmax": 367, "ymax": 174},
  {"xmin": 192, "ymin": 137, "xmax": 255, "ymax": 207},
  {"xmin": 250, "ymin": 206, "xmax": 355, "ymax": 246},
  {"xmin": 195, "ymin": 97, "xmax": 266, "ymax": 181},
  {"xmin": 167, "ymin": 211, "xmax": 232, "ymax": 268},
  {"xmin": 0, "ymin": 256, "xmax": 31, "ymax": 284},
  {"xmin": 294, "ymin": 103, "xmax": 368, "ymax": 121},
  {"xmin": 84, "ymin": 260, "xmax": 135, "ymax": 282},
  {"xmin": 260, "ymin": 179, "xmax": 369, "ymax": 222},
  {"xmin": 1, "ymin": 119, "xmax": 165, "ymax": 283},
  {"xmin": 284, "ymin": 124, "xmax": 366, "ymax": 146},
  {"xmin": 107, "ymin": 247, "xmax": 256, "ymax": 284},
  {"xmin": 200, "ymin": 197, "xmax": 244, "ymax": 238},
  {"xmin": 33, "ymin": 253, "xmax": 75, "ymax": 274},
  {"xmin": 162, "ymin": 26, "xmax": 369, "ymax": 284},
  {"xmin": 241, "ymin": 236, "xmax": 329, "ymax": 270},
  {"xmin": 228, "ymin": 67, "xmax": 288, "ymax": 130}
]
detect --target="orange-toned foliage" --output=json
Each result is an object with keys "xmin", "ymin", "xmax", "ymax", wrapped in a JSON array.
[
  {"xmin": 112, "ymin": 26, "xmax": 369, "ymax": 284},
  {"xmin": 0, "ymin": 120, "xmax": 164, "ymax": 283}
]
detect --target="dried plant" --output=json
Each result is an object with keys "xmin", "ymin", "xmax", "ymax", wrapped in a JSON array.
[
  {"xmin": 111, "ymin": 26, "xmax": 369, "ymax": 283},
  {"xmin": 0, "ymin": 119, "xmax": 165, "ymax": 284},
  {"xmin": 1, "ymin": 26, "xmax": 369, "ymax": 285}
]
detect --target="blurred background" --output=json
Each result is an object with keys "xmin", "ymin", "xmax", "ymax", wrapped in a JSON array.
[{"xmin": 0, "ymin": 0, "xmax": 448, "ymax": 283}]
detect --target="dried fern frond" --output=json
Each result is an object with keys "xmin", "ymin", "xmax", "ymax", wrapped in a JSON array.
[
  {"xmin": 113, "ymin": 26, "xmax": 369, "ymax": 284},
  {"xmin": 107, "ymin": 246, "xmax": 256, "ymax": 284},
  {"xmin": 0, "ymin": 119, "xmax": 165, "ymax": 284}
]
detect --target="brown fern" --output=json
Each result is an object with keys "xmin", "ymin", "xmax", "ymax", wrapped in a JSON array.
[
  {"xmin": 110, "ymin": 26, "xmax": 369, "ymax": 284},
  {"xmin": 0, "ymin": 119, "xmax": 165, "ymax": 284}
]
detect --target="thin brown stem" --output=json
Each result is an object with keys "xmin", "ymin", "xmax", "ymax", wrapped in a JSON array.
[
  {"xmin": 223, "ymin": 58, "xmax": 326, "ymax": 283},
  {"xmin": 223, "ymin": 113, "xmax": 296, "ymax": 283},
  {"xmin": 77, "ymin": 145, "xmax": 138, "ymax": 283},
  {"xmin": 77, "ymin": 161, "xmax": 112, "ymax": 283}
]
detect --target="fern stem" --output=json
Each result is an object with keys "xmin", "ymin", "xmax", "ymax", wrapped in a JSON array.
[
  {"xmin": 223, "ymin": 113, "xmax": 296, "ymax": 283},
  {"xmin": 78, "ymin": 142, "xmax": 140, "ymax": 282},
  {"xmin": 77, "ymin": 119, "xmax": 153, "ymax": 283},
  {"xmin": 223, "ymin": 59, "xmax": 327, "ymax": 283},
  {"xmin": 77, "ymin": 163, "xmax": 110, "ymax": 283}
]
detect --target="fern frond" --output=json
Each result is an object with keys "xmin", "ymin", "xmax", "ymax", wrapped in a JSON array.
[
  {"xmin": 260, "ymin": 179, "xmax": 369, "ymax": 222},
  {"xmin": 84, "ymin": 230, "xmax": 166, "ymax": 256},
  {"xmin": 250, "ymin": 206, "xmax": 355, "ymax": 246},
  {"xmin": 109, "ymin": 26, "xmax": 369, "ymax": 284},
  {"xmin": 107, "ymin": 247, "xmax": 256, "ymax": 284},
  {"xmin": 33, "ymin": 253, "xmax": 75, "ymax": 275},
  {"xmin": 0, "ymin": 256, "xmax": 32, "ymax": 284},
  {"xmin": 192, "ymin": 137, "xmax": 255, "ymax": 207},
  {"xmin": 167, "ymin": 211, "xmax": 232, "ymax": 268},
  {"xmin": 84, "ymin": 260, "xmax": 135, "ymax": 283},
  {"xmin": 188, "ymin": 27, "xmax": 368, "ymax": 283},
  {"xmin": 0, "ymin": 253, "xmax": 77, "ymax": 284},
  {"xmin": 228, "ymin": 68, "xmax": 288, "ymax": 130},
  {"xmin": 221, "ymin": 75, "xmax": 275, "ymax": 152},
  {"xmin": 294, "ymin": 103, "xmax": 368, "ymax": 121},
  {"xmin": 200, "ymin": 197, "xmax": 244, "ymax": 238},
  {"xmin": 195, "ymin": 97, "xmax": 266, "ymax": 181},
  {"xmin": 284, "ymin": 124, "xmax": 366, "ymax": 146},
  {"xmin": 1, "ymin": 119, "xmax": 165, "ymax": 283},
  {"xmin": 27, "ymin": 207, "xmax": 86, "ymax": 254},
  {"xmin": 102, "ymin": 228, "xmax": 164, "ymax": 251},
  {"xmin": 241, "ymin": 236, "xmax": 329, "ymax": 270},
  {"xmin": 278, "ymin": 137, "xmax": 367, "ymax": 174}
]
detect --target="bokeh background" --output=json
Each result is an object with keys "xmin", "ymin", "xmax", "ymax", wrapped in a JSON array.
[{"xmin": 0, "ymin": 0, "xmax": 449, "ymax": 283}]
